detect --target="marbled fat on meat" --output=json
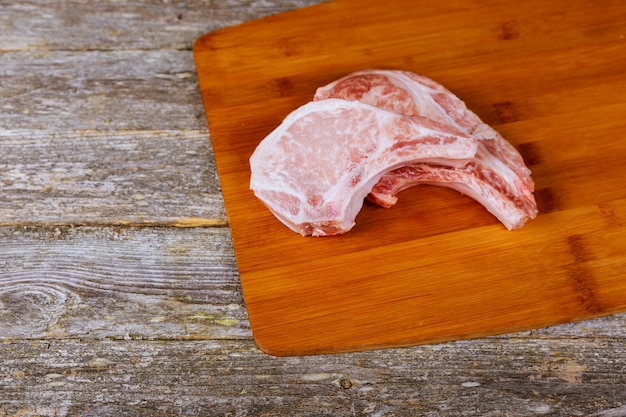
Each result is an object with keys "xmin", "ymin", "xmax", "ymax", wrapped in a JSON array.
[
  {"xmin": 249, "ymin": 99, "xmax": 477, "ymax": 236},
  {"xmin": 315, "ymin": 69, "xmax": 537, "ymax": 230}
]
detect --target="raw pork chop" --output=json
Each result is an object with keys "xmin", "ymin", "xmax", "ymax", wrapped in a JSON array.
[
  {"xmin": 249, "ymin": 99, "xmax": 478, "ymax": 236},
  {"xmin": 315, "ymin": 69, "xmax": 537, "ymax": 230}
]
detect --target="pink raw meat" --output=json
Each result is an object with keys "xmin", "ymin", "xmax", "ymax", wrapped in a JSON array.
[
  {"xmin": 249, "ymin": 99, "xmax": 478, "ymax": 236},
  {"xmin": 315, "ymin": 69, "xmax": 537, "ymax": 230}
]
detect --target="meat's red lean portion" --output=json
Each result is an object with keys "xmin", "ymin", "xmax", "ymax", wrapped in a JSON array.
[
  {"xmin": 249, "ymin": 99, "xmax": 478, "ymax": 236},
  {"xmin": 314, "ymin": 69, "xmax": 537, "ymax": 230}
]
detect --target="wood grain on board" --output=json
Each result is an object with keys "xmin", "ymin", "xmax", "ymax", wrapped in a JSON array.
[{"xmin": 194, "ymin": 0, "xmax": 626, "ymax": 355}]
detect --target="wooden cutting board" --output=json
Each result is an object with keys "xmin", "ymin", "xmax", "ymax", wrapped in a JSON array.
[{"xmin": 193, "ymin": 0, "xmax": 626, "ymax": 356}]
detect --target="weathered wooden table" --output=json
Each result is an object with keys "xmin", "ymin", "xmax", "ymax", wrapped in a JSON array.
[{"xmin": 1, "ymin": 1, "xmax": 625, "ymax": 415}]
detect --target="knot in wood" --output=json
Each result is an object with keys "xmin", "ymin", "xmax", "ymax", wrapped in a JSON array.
[{"xmin": 339, "ymin": 378, "xmax": 352, "ymax": 390}]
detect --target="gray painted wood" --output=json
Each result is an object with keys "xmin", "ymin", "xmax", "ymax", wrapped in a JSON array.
[{"xmin": 1, "ymin": 1, "xmax": 625, "ymax": 416}]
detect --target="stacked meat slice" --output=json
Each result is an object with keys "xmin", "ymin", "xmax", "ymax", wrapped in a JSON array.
[
  {"xmin": 315, "ymin": 70, "xmax": 537, "ymax": 231},
  {"xmin": 249, "ymin": 70, "xmax": 537, "ymax": 236},
  {"xmin": 249, "ymin": 99, "xmax": 477, "ymax": 236}
]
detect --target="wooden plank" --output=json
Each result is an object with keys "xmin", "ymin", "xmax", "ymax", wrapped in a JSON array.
[
  {"xmin": 0, "ymin": 48, "xmax": 227, "ymax": 224},
  {"xmin": 194, "ymin": 0, "xmax": 626, "ymax": 355},
  {"xmin": 0, "ymin": 0, "xmax": 325, "ymax": 51},
  {"xmin": 0, "ymin": 129, "xmax": 226, "ymax": 225},
  {"xmin": 0, "ymin": 50, "xmax": 206, "ymax": 131},
  {"xmin": 0, "ymin": 226, "xmax": 247, "ymax": 340},
  {"xmin": 1, "ymin": 337, "xmax": 625, "ymax": 416}
]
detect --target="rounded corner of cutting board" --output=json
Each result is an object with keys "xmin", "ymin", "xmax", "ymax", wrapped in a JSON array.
[
  {"xmin": 252, "ymin": 334, "xmax": 363, "ymax": 357},
  {"xmin": 192, "ymin": 31, "xmax": 215, "ymax": 57},
  {"xmin": 251, "ymin": 333, "xmax": 296, "ymax": 357}
]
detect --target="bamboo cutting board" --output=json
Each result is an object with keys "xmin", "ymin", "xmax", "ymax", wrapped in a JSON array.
[{"xmin": 194, "ymin": 0, "xmax": 626, "ymax": 356}]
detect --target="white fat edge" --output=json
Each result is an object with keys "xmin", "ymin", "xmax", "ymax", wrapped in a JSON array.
[
  {"xmin": 474, "ymin": 140, "xmax": 530, "ymax": 196},
  {"xmin": 337, "ymin": 69, "xmax": 476, "ymax": 136},
  {"xmin": 389, "ymin": 70, "xmax": 470, "ymax": 133},
  {"xmin": 419, "ymin": 178, "xmax": 525, "ymax": 230},
  {"xmin": 266, "ymin": 204, "xmax": 307, "ymax": 235},
  {"xmin": 313, "ymin": 78, "xmax": 339, "ymax": 100},
  {"xmin": 384, "ymin": 119, "xmax": 479, "ymax": 164},
  {"xmin": 474, "ymin": 123, "xmax": 532, "ymax": 172}
]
